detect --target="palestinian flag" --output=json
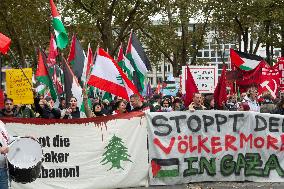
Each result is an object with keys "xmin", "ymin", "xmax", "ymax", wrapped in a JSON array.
[
  {"xmin": 63, "ymin": 60, "xmax": 87, "ymax": 117},
  {"xmin": 35, "ymin": 49, "xmax": 58, "ymax": 102},
  {"xmin": 230, "ymin": 49, "xmax": 264, "ymax": 71},
  {"xmin": 117, "ymin": 44, "xmax": 134, "ymax": 80},
  {"xmin": 126, "ymin": 31, "xmax": 151, "ymax": 93},
  {"xmin": 151, "ymin": 158, "xmax": 179, "ymax": 178},
  {"xmin": 0, "ymin": 32, "xmax": 11, "ymax": 55},
  {"xmin": 47, "ymin": 33, "xmax": 58, "ymax": 67},
  {"xmin": 53, "ymin": 65, "xmax": 63, "ymax": 95},
  {"xmin": 163, "ymin": 81, "xmax": 176, "ymax": 90},
  {"xmin": 88, "ymin": 48, "xmax": 140, "ymax": 101},
  {"xmin": 49, "ymin": 0, "xmax": 68, "ymax": 49},
  {"xmin": 67, "ymin": 35, "xmax": 85, "ymax": 83},
  {"xmin": 35, "ymin": 84, "xmax": 48, "ymax": 95}
]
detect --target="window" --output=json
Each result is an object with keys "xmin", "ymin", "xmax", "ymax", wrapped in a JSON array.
[
  {"xmin": 197, "ymin": 51, "xmax": 202, "ymax": 57},
  {"xmin": 210, "ymin": 58, "xmax": 216, "ymax": 62},
  {"xmin": 157, "ymin": 66, "xmax": 161, "ymax": 72},
  {"xmin": 217, "ymin": 51, "xmax": 222, "ymax": 57},
  {"xmin": 224, "ymin": 50, "xmax": 230, "ymax": 56},
  {"xmin": 218, "ymin": 63, "xmax": 224, "ymax": 69},
  {"xmin": 211, "ymin": 51, "xmax": 216, "ymax": 57},
  {"xmin": 225, "ymin": 45, "xmax": 230, "ymax": 49},
  {"xmin": 189, "ymin": 24, "xmax": 194, "ymax": 31},
  {"xmin": 164, "ymin": 65, "xmax": 167, "ymax": 72},
  {"xmin": 217, "ymin": 58, "xmax": 223, "ymax": 62},
  {"xmin": 204, "ymin": 51, "xmax": 209, "ymax": 57},
  {"xmin": 148, "ymin": 77, "xmax": 153, "ymax": 85},
  {"xmin": 204, "ymin": 45, "xmax": 209, "ymax": 50},
  {"xmin": 167, "ymin": 64, "xmax": 171, "ymax": 72}
]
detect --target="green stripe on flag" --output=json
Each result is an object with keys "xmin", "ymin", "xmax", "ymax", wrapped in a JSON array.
[
  {"xmin": 126, "ymin": 53, "xmax": 145, "ymax": 91},
  {"xmin": 52, "ymin": 18, "xmax": 67, "ymax": 33},
  {"xmin": 118, "ymin": 60, "xmax": 133, "ymax": 80},
  {"xmin": 156, "ymin": 169, "xmax": 179, "ymax": 178},
  {"xmin": 239, "ymin": 65, "xmax": 253, "ymax": 71},
  {"xmin": 52, "ymin": 18, "xmax": 68, "ymax": 49}
]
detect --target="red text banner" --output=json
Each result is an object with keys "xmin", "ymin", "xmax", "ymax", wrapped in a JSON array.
[{"xmin": 147, "ymin": 111, "xmax": 284, "ymax": 185}]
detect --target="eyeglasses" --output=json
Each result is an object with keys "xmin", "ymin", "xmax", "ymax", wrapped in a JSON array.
[
  {"xmin": 70, "ymin": 100, "xmax": 77, "ymax": 102},
  {"xmin": 5, "ymin": 103, "xmax": 13, "ymax": 105}
]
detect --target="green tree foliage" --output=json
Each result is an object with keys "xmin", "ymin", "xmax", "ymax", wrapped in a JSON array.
[
  {"xmin": 137, "ymin": 0, "xmax": 209, "ymax": 77},
  {"xmin": 0, "ymin": 0, "xmax": 283, "ymax": 71},
  {"xmin": 209, "ymin": 0, "xmax": 284, "ymax": 65},
  {"xmin": 62, "ymin": 0, "xmax": 160, "ymax": 56},
  {"xmin": 0, "ymin": 0, "xmax": 51, "ymax": 68}
]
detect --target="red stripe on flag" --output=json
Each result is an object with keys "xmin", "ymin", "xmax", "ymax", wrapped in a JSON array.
[
  {"xmin": 88, "ymin": 75, "xmax": 129, "ymax": 100},
  {"xmin": 230, "ymin": 49, "xmax": 244, "ymax": 67}
]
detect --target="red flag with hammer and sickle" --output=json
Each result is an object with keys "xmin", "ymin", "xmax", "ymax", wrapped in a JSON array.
[{"xmin": 258, "ymin": 64, "xmax": 280, "ymax": 98}]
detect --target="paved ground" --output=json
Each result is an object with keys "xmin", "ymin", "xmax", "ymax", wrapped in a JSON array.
[{"xmin": 135, "ymin": 182, "xmax": 284, "ymax": 189}]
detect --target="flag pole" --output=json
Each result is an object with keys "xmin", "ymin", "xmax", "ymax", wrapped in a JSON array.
[
  {"xmin": 8, "ymin": 48, "xmax": 33, "ymax": 90},
  {"xmin": 84, "ymin": 44, "xmax": 99, "ymax": 90}
]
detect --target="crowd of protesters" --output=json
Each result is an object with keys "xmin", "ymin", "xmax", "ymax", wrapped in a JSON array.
[{"xmin": 0, "ymin": 86, "xmax": 283, "ymax": 119}]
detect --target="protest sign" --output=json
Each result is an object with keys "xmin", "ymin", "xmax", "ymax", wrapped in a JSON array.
[
  {"xmin": 181, "ymin": 66, "xmax": 218, "ymax": 93},
  {"xmin": 147, "ymin": 111, "xmax": 284, "ymax": 185},
  {"xmin": 5, "ymin": 68, "xmax": 33, "ymax": 104},
  {"xmin": 3, "ymin": 113, "xmax": 148, "ymax": 189}
]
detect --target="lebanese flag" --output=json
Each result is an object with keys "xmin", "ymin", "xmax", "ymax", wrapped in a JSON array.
[
  {"xmin": 259, "ymin": 64, "xmax": 280, "ymax": 98},
  {"xmin": 0, "ymin": 33, "xmax": 11, "ymax": 55},
  {"xmin": 184, "ymin": 66, "xmax": 199, "ymax": 107},
  {"xmin": 47, "ymin": 33, "xmax": 58, "ymax": 67},
  {"xmin": 88, "ymin": 48, "xmax": 140, "ymax": 100}
]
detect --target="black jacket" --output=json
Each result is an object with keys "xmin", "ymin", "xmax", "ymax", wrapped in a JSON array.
[
  {"xmin": 63, "ymin": 107, "xmax": 80, "ymax": 119},
  {"xmin": 38, "ymin": 105, "xmax": 61, "ymax": 119}
]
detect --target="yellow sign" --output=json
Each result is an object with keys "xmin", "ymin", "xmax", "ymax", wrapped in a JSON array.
[{"xmin": 6, "ymin": 68, "xmax": 34, "ymax": 105}]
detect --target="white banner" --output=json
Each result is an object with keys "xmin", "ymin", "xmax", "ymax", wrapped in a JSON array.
[
  {"xmin": 181, "ymin": 66, "xmax": 218, "ymax": 93},
  {"xmin": 147, "ymin": 111, "xmax": 284, "ymax": 185},
  {"xmin": 3, "ymin": 113, "xmax": 148, "ymax": 189}
]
